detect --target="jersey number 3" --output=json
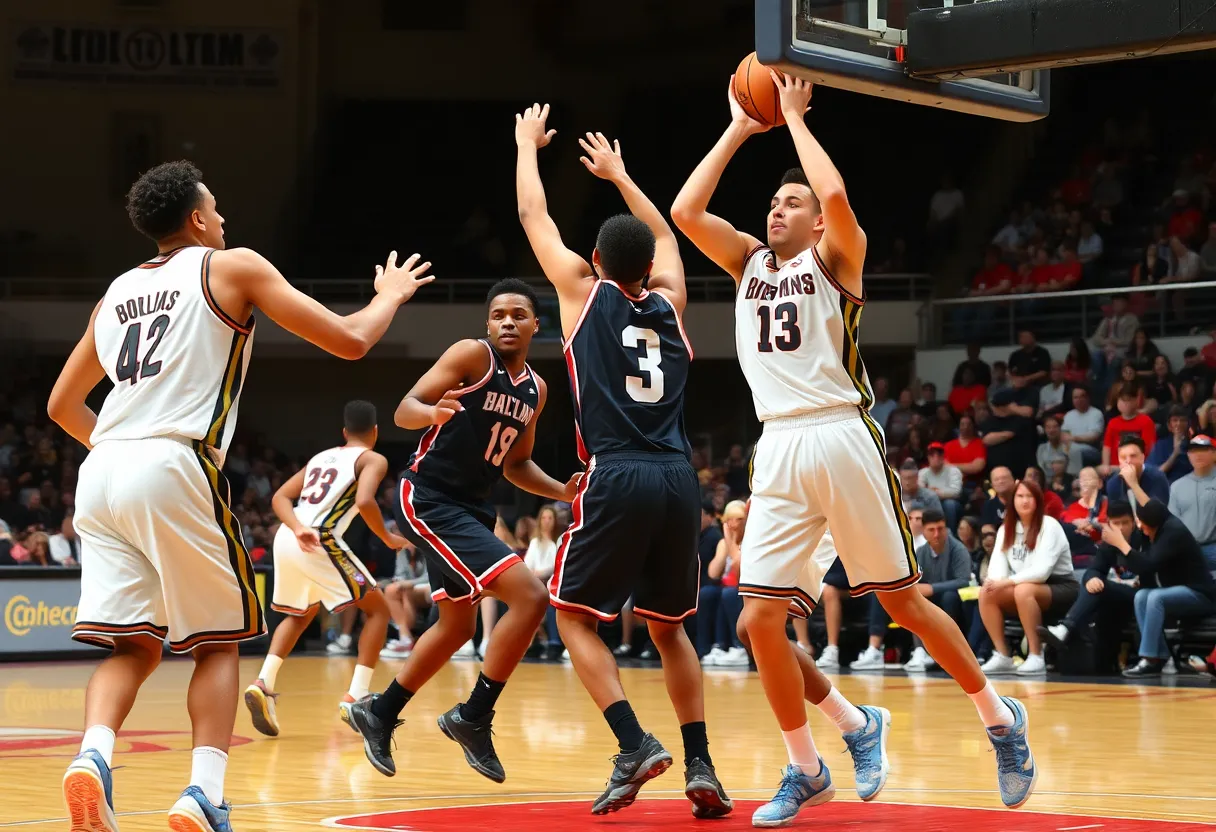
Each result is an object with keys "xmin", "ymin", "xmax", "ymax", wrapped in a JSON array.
[
  {"xmin": 757, "ymin": 303, "xmax": 802, "ymax": 353},
  {"xmin": 115, "ymin": 315, "xmax": 171, "ymax": 385},
  {"xmin": 622, "ymin": 326, "xmax": 664, "ymax": 403}
]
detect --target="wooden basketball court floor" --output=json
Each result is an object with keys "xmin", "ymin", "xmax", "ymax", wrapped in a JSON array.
[{"xmin": 3, "ymin": 655, "xmax": 1214, "ymax": 831}]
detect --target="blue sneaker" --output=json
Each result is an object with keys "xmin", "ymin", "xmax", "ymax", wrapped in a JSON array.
[
  {"xmin": 167, "ymin": 785, "xmax": 233, "ymax": 832},
  {"xmin": 841, "ymin": 705, "xmax": 891, "ymax": 801},
  {"xmin": 751, "ymin": 760, "xmax": 835, "ymax": 828},
  {"xmin": 986, "ymin": 696, "xmax": 1038, "ymax": 809},
  {"xmin": 63, "ymin": 749, "xmax": 118, "ymax": 832}
]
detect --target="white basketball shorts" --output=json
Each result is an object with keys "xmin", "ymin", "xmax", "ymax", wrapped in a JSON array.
[
  {"xmin": 739, "ymin": 405, "xmax": 920, "ymax": 616},
  {"xmin": 72, "ymin": 437, "xmax": 265, "ymax": 653},
  {"xmin": 270, "ymin": 524, "xmax": 376, "ymax": 615}
]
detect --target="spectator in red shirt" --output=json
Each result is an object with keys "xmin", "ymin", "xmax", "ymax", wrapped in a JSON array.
[
  {"xmin": 945, "ymin": 414, "xmax": 988, "ymax": 487},
  {"xmin": 949, "ymin": 366, "xmax": 988, "ymax": 417},
  {"xmin": 954, "ymin": 247, "xmax": 1014, "ymax": 341},
  {"xmin": 1023, "ymin": 467, "xmax": 1065, "ymax": 520},
  {"xmin": 1052, "ymin": 246, "xmax": 1084, "ymax": 290},
  {"xmin": 1102, "ymin": 385, "xmax": 1158, "ymax": 474},
  {"xmin": 1202, "ymin": 323, "xmax": 1216, "ymax": 370},
  {"xmin": 1060, "ymin": 467, "xmax": 1107, "ymax": 543},
  {"xmin": 1166, "ymin": 190, "xmax": 1204, "ymax": 245},
  {"xmin": 1060, "ymin": 165, "xmax": 1092, "ymax": 207}
]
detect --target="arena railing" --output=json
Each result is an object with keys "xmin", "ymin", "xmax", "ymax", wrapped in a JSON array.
[
  {"xmin": 926, "ymin": 281, "xmax": 1216, "ymax": 347},
  {"xmin": 0, "ymin": 273, "xmax": 932, "ymax": 304}
]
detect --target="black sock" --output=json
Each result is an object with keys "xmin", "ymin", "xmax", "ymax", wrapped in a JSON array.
[
  {"xmin": 459, "ymin": 672, "xmax": 506, "ymax": 721},
  {"xmin": 372, "ymin": 680, "xmax": 413, "ymax": 723},
  {"xmin": 603, "ymin": 699, "xmax": 645, "ymax": 753},
  {"xmin": 680, "ymin": 721, "xmax": 711, "ymax": 767}
]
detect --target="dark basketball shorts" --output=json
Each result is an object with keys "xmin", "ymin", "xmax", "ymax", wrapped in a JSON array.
[
  {"xmin": 549, "ymin": 451, "xmax": 700, "ymax": 623},
  {"xmin": 395, "ymin": 476, "xmax": 519, "ymax": 604}
]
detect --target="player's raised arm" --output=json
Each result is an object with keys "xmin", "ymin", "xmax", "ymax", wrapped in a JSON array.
[
  {"xmin": 502, "ymin": 378, "xmax": 580, "ymax": 502},
  {"xmin": 47, "ymin": 301, "xmax": 107, "ymax": 449},
  {"xmin": 578, "ymin": 133, "xmax": 689, "ymax": 313},
  {"xmin": 670, "ymin": 78, "xmax": 767, "ymax": 284},
  {"xmin": 353, "ymin": 451, "xmax": 407, "ymax": 550},
  {"xmin": 394, "ymin": 339, "xmax": 487, "ymax": 430},
  {"xmin": 771, "ymin": 73, "xmax": 867, "ymax": 297},
  {"xmin": 213, "ymin": 247, "xmax": 434, "ymax": 361},
  {"xmin": 515, "ymin": 103, "xmax": 593, "ymax": 306}
]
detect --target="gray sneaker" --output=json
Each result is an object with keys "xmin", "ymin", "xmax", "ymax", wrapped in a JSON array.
[
  {"xmin": 591, "ymin": 733, "xmax": 673, "ymax": 815},
  {"xmin": 437, "ymin": 705, "xmax": 505, "ymax": 783},
  {"xmin": 684, "ymin": 757, "xmax": 733, "ymax": 819}
]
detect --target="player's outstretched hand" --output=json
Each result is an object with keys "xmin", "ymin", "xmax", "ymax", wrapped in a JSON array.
[
  {"xmin": 770, "ymin": 70, "xmax": 813, "ymax": 122},
  {"xmin": 295, "ymin": 526, "xmax": 322, "ymax": 554},
  {"xmin": 432, "ymin": 390, "xmax": 464, "ymax": 426},
  {"xmin": 578, "ymin": 133, "xmax": 627, "ymax": 183},
  {"xmin": 563, "ymin": 471, "xmax": 583, "ymax": 502},
  {"xmin": 374, "ymin": 251, "xmax": 435, "ymax": 304},
  {"xmin": 728, "ymin": 75, "xmax": 771, "ymax": 136},
  {"xmin": 516, "ymin": 103, "xmax": 556, "ymax": 149},
  {"xmin": 385, "ymin": 532, "xmax": 409, "ymax": 551}
]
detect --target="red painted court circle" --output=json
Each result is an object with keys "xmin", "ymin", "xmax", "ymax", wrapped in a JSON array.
[{"xmin": 326, "ymin": 799, "xmax": 1211, "ymax": 831}]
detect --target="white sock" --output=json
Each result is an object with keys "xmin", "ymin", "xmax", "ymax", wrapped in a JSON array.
[
  {"xmin": 259, "ymin": 654, "xmax": 284, "ymax": 691},
  {"xmin": 80, "ymin": 725, "xmax": 116, "ymax": 766},
  {"xmin": 780, "ymin": 723, "xmax": 821, "ymax": 771},
  {"xmin": 816, "ymin": 687, "xmax": 867, "ymax": 734},
  {"xmin": 969, "ymin": 682, "xmax": 1015, "ymax": 728},
  {"xmin": 349, "ymin": 665, "xmax": 374, "ymax": 699},
  {"xmin": 190, "ymin": 746, "xmax": 227, "ymax": 806}
]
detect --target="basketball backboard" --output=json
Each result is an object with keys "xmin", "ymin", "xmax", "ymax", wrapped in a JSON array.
[{"xmin": 755, "ymin": 0, "xmax": 1051, "ymax": 121}]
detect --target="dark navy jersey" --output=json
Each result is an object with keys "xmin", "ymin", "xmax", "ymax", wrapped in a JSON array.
[
  {"xmin": 407, "ymin": 340, "xmax": 539, "ymax": 501},
  {"xmin": 564, "ymin": 279, "xmax": 692, "ymax": 461}
]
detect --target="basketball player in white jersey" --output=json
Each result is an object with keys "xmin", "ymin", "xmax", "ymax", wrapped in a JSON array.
[
  {"xmin": 47, "ymin": 161, "xmax": 434, "ymax": 832},
  {"xmin": 672, "ymin": 76, "xmax": 1036, "ymax": 826},
  {"xmin": 243, "ymin": 400, "xmax": 406, "ymax": 738}
]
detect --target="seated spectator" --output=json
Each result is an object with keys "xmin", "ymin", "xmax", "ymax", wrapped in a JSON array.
[
  {"xmin": 1037, "ymin": 414, "xmax": 1084, "ymax": 477},
  {"xmin": 1203, "ymin": 324, "xmax": 1216, "ymax": 370},
  {"xmin": 952, "ymin": 343, "xmax": 993, "ymax": 388},
  {"xmin": 992, "ymin": 212, "xmax": 1023, "ymax": 255},
  {"xmin": 1088, "ymin": 295, "xmax": 1138, "ymax": 388},
  {"xmin": 1177, "ymin": 380, "xmax": 1201, "ymax": 430},
  {"xmin": 1168, "ymin": 435, "xmax": 1216, "ymax": 571},
  {"xmin": 722, "ymin": 444, "xmax": 749, "ymax": 499},
  {"xmin": 988, "ymin": 361, "xmax": 1012, "ymax": 400},
  {"xmin": 948, "ymin": 367, "xmax": 987, "ymax": 417},
  {"xmin": 958, "ymin": 515, "xmax": 983, "ymax": 564},
  {"xmin": 1061, "ymin": 466, "xmax": 1107, "ymax": 545},
  {"xmin": 1076, "ymin": 221, "xmax": 1104, "ymax": 266},
  {"xmin": 1061, "ymin": 386, "xmax": 1105, "ymax": 466},
  {"xmin": 915, "ymin": 382, "xmax": 939, "ymax": 419},
  {"xmin": 1147, "ymin": 406, "xmax": 1193, "ymax": 483},
  {"xmin": 1102, "ymin": 386, "xmax": 1157, "ymax": 474},
  {"xmin": 1063, "ymin": 337, "xmax": 1091, "ymax": 386},
  {"xmin": 695, "ymin": 501, "xmax": 725, "ymax": 658},
  {"xmin": 1037, "ymin": 362, "xmax": 1072, "ymax": 421},
  {"xmin": 856, "ymin": 509, "xmax": 971, "ymax": 672},
  {"xmin": 979, "ymin": 480, "xmax": 1079, "ymax": 675},
  {"xmin": 896, "ymin": 427, "xmax": 930, "ymax": 470},
  {"xmin": 900, "ymin": 459, "xmax": 943, "ymax": 517},
  {"xmin": 926, "ymin": 404, "xmax": 957, "ymax": 447},
  {"xmin": 869, "ymin": 377, "xmax": 897, "ymax": 431},
  {"xmin": 1008, "ymin": 329, "xmax": 1052, "ymax": 400},
  {"xmin": 981, "ymin": 466, "xmax": 1016, "ymax": 529},
  {"xmin": 1109, "ymin": 500, "xmax": 1216, "ymax": 677},
  {"xmin": 920, "ymin": 443, "xmax": 963, "ymax": 529},
  {"xmin": 982, "ymin": 390, "xmax": 1038, "ymax": 477},
  {"xmin": 701, "ymin": 500, "xmax": 747, "ymax": 667},
  {"xmin": 884, "ymin": 388, "xmax": 916, "ymax": 448},
  {"xmin": 1106, "ymin": 365, "xmax": 1146, "ymax": 417},
  {"xmin": 945, "ymin": 414, "xmax": 987, "ymax": 490},
  {"xmin": 48, "ymin": 510, "xmax": 79, "ymax": 565},
  {"xmin": 381, "ymin": 543, "xmax": 431, "ymax": 659},
  {"xmin": 1047, "ymin": 458, "xmax": 1074, "ymax": 508},
  {"xmin": 1051, "ymin": 245, "xmax": 1084, "ymax": 290},
  {"xmin": 1022, "ymin": 467, "xmax": 1065, "ymax": 520},
  {"xmin": 1166, "ymin": 191, "xmax": 1203, "ymax": 244},
  {"xmin": 813, "ymin": 547, "xmax": 850, "ymax": 670},
  {"xmin": 956, "ymin": 248, "xmax": 1014, "ymax": 338},
  {"xmin": 1039, "ymin": 500, "xmax": 1141, "ymax": 670},
  {"xmin": 1177, "ymin": 347, "xmax": 1212, "ymax": 402},
  {"xmin": 1132, "ymin": 242, "xmax": 1169, "ymax": 291},
  {"xmin": 1124, "ymin": 329, "xmax": 1160, "ymax": 380},
  {"xmin": 1200, "ymin": 221, "xmax": 1216, "ymax": 280},
  {"xmin": 1106, "ymin": 436, "xmax": 1171, "ymax": 510},
  {"xmin": 11, "ymin": 530, "xmax": 52, "ymax": 566},
  {"xmin": 1143, "ymin": 356, "xmax": 1177, "ymax": 418}
]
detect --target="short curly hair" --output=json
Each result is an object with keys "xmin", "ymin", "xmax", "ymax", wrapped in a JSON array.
[
  {"xmin": 126, "ymin": 161, "xmax": 203, "ymax": 241},
  {"xmin": 595, "ymin": 214, "xmax": 655, "ymax": 285},
  {"xmin": 486, "ymin": 277, "xmax": 538, "ymax": 315}
]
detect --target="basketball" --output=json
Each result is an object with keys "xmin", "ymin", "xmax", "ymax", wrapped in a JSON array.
[{"xmin": 733, "ymin": 52, "xmax": 785, "ymax": 126}]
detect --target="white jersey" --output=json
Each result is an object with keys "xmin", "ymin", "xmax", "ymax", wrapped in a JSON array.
[
  {"xmin": 735, "ymin": 244, "xmax": 871, "ymax": 421},
  {"xmin": 292, "ymin": 445, "xmax": 368, "ymax": 539},
  {"xmin": 91, "ymin": 246, "xmax": 254, "ymax": 465}
]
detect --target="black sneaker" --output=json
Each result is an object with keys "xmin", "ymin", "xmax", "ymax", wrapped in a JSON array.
[
  {"xmin": 591, "ymin": 733, "xmax": 673, "ymax": 815},
  {"xmin": 348, "ymin": 694, "xmax": 403, "ymax": 777},
  {"xmin": 1122, "ymin": 658, "xmax": 1163, "ymax": 678},
  {"xmin": 684, "ymin": 757, "xmax": 733, "ymax": 819},
  {"xmin": 1036, "ymin": 623, "xmax": 1071, "ymax": 651},
  {"xmin": 437, "ymin": 705, "xmax": 505, "ymax": 783}
]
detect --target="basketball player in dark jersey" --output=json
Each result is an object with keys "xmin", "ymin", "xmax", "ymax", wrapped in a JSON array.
[
  {"xmin": 515, "ymin": 106, "xmax": 732, "ymax": 819},
  {"xmin": 348, "ymin": 278, "xmax": 579, "ymax": 783}
]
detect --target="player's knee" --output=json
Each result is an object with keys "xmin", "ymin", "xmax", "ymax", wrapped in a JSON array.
[
  {"xmin": 646, "ymin": 619, "xmax": 685, "ymax": 649},
  {"xmin": 518, "ymin": 578, "xmax": 550, "ymax": 622},
  {"xmin": 740, "ymin": 598, "xmax": 786, "ymax": 634},
  {"xmin": 361, "ymin": 589, "xmax": 390, "ymax": 617}
]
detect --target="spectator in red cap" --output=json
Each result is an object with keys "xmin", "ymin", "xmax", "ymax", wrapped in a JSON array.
[{"xmin": 919, "ymin": 443, "xmax": 963, "ymax": 530}]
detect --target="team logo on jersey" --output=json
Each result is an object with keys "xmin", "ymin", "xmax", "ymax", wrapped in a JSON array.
[{"xmin": 743, "ymin": 274, "xmax": 816, "ymax": 301}]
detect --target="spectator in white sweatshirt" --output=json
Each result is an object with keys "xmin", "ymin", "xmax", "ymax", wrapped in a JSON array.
[{"xmin": 978, "ymin": 479, "xmax": 1079, "ymax": 676}]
